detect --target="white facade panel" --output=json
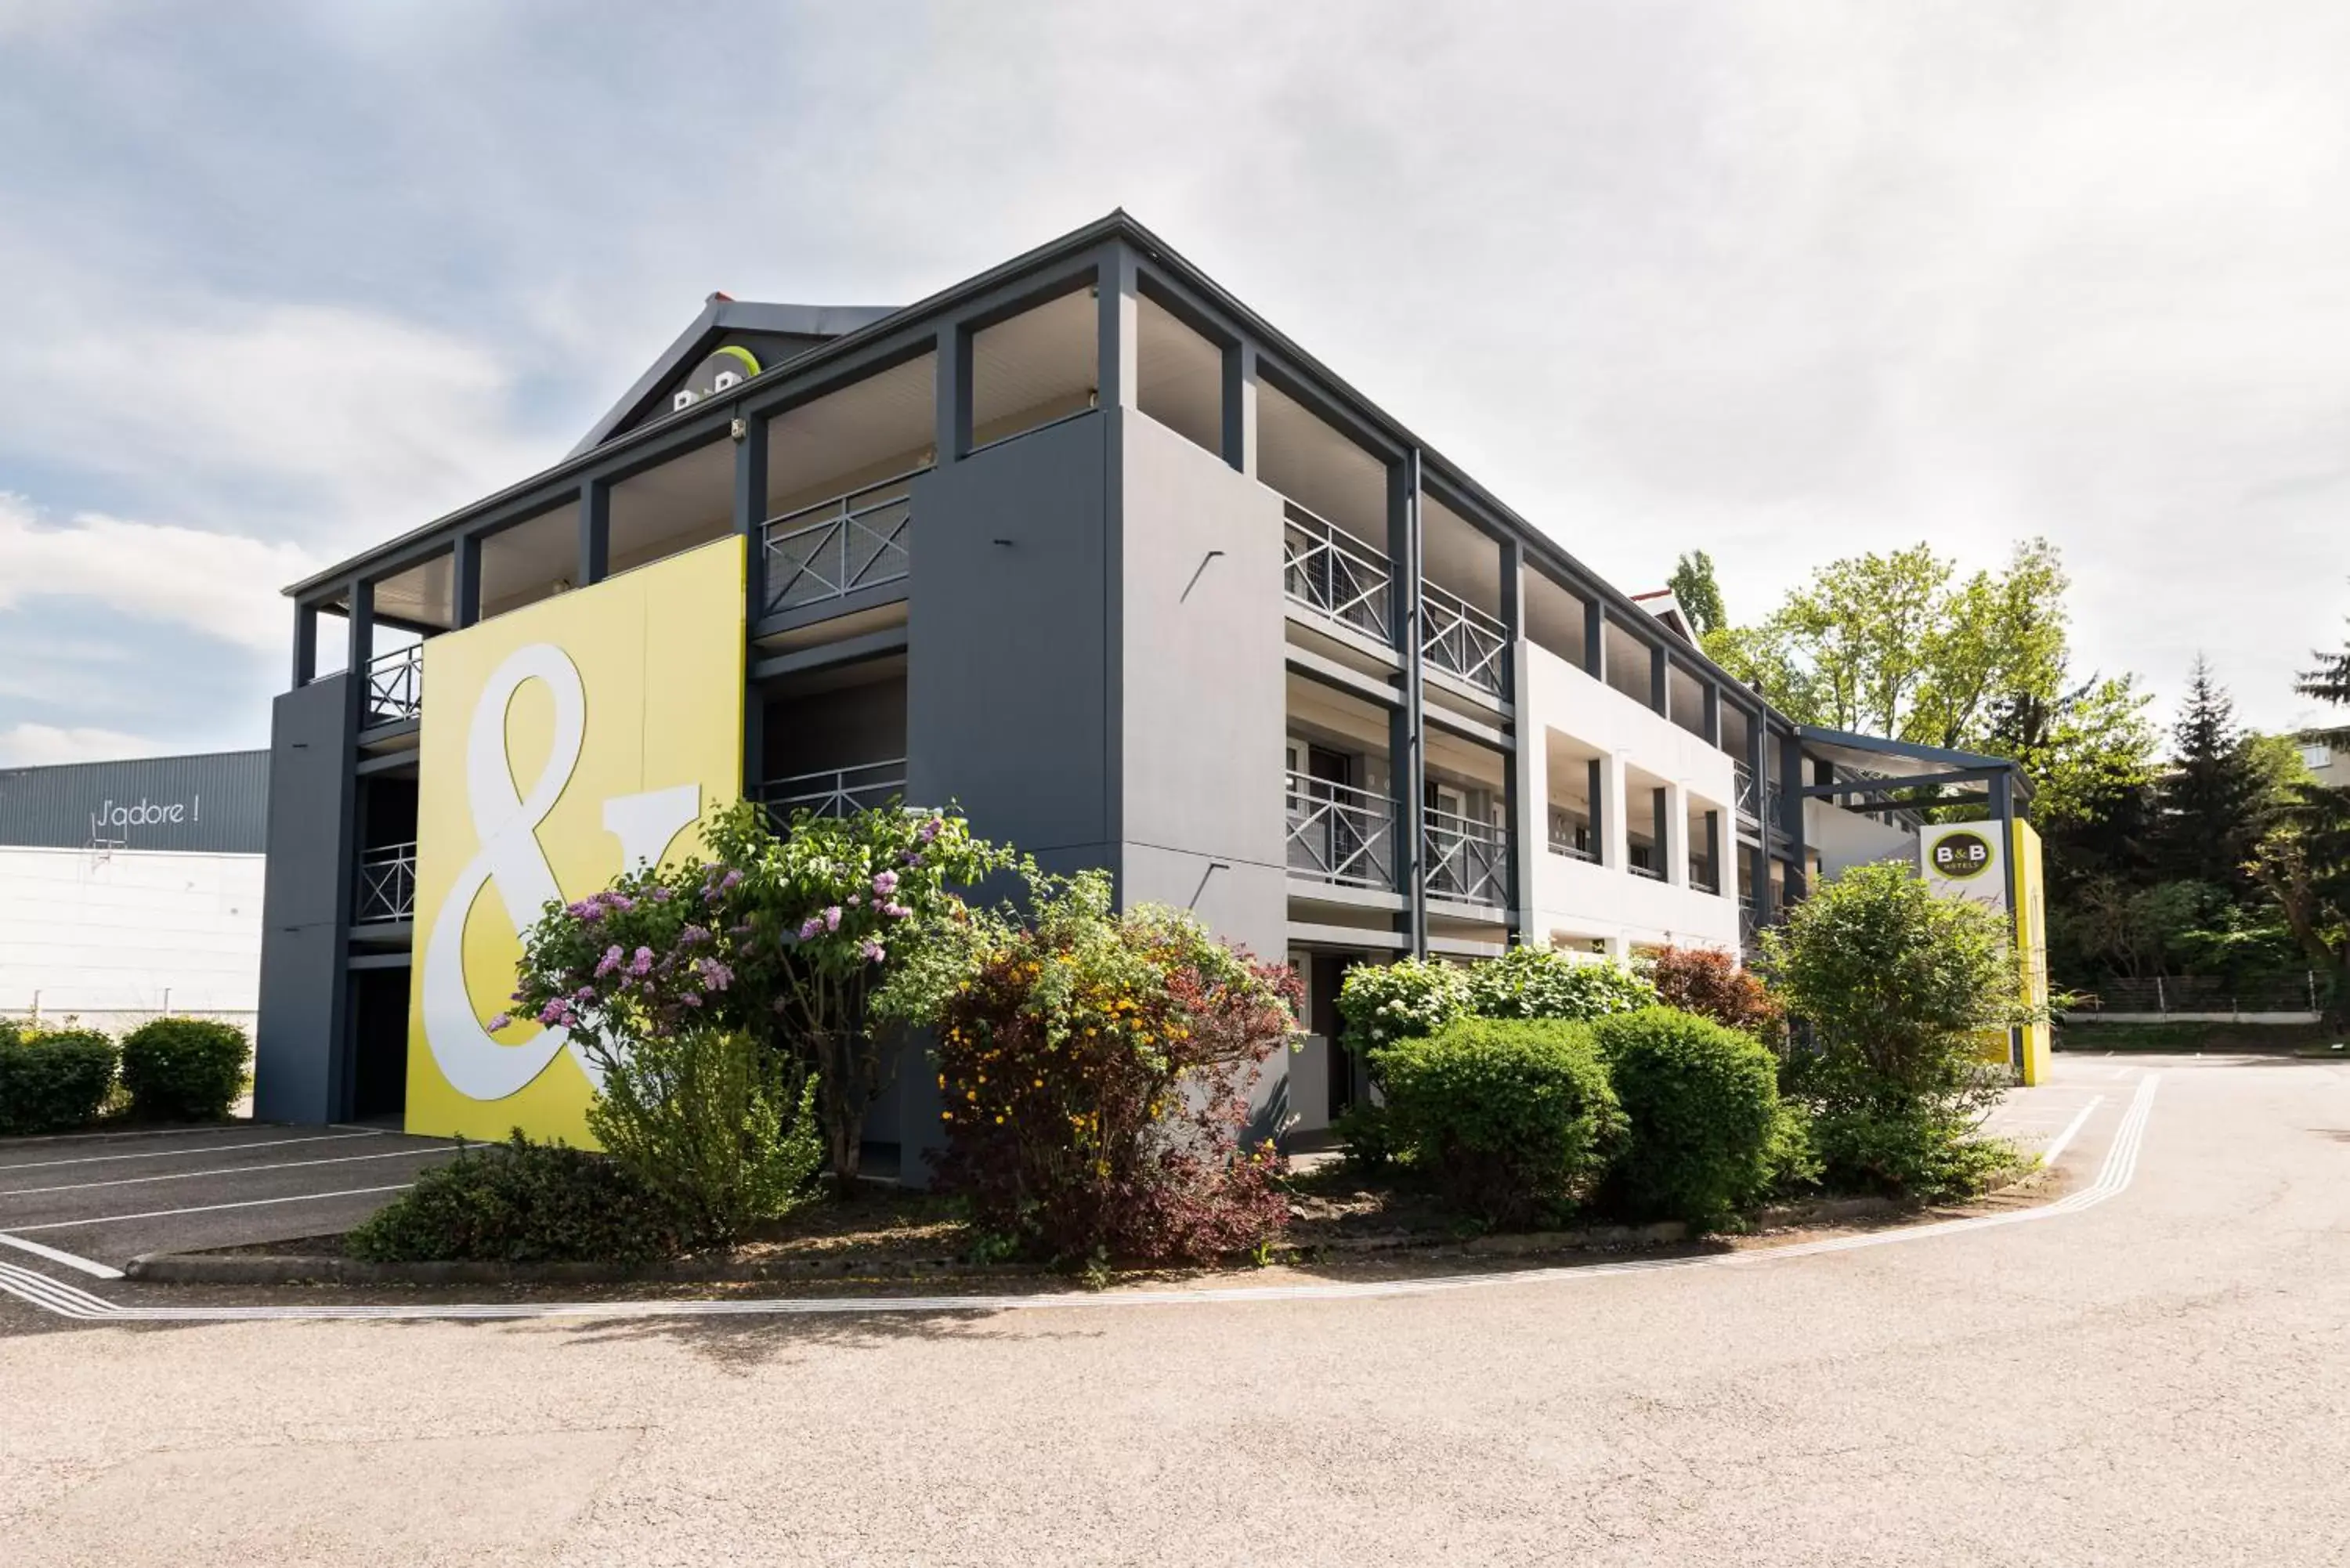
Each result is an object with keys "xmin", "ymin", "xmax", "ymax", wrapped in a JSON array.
[
  {"xmin": 0, "ymin": 846, "xmax": 264, "ymax": 1027},
  {"xmin": 1805, "ymin": 797, "xmax": 1920, "ymax": 881},
  {"xmin": 1512, "ymin": 638, "xmax": 1743, "ymax": 958}
]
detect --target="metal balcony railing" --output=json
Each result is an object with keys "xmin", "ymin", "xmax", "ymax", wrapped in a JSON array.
[
  {"xmin": 759, "ymin": 469, "xmax": 925, "ymax": 617},
  {"xmin": 1425, "ymin": 807, "xmax": 1507, "ymax": 907},
  {"xmin": 1547, "ymin": 809, "xmax": 1598, "ymax": 864},
  {"xmin": 364, "ymin": 645, "xmax": 423, "ymax": 726},
  {"xmin": 760, "ymin": 759, "xmax": 909, "ymax": 823},
  {"xmin": 1734, "ymin": 761, "xmax": 1759, "ymax": 822},
  {"xmin": 1628, "ymin": 859, "xmax": 1665, "ymax": 883},
  {"xmin": 1421, "ymin": 580, "xmax": 1508, "ymax": 696},
  {"xmin": 356, "ymin": 841, "xmax": 417, "ymax": 923},
  {"xmin": 1285, "ymin": 771, "xmax": 1394, "ymax": 890},
  {"xmin": 1740, "ymin": 895, "xmax": 1759, "ymax": 952},
  {"xmin": 1282, "ymin": 503, "xmax": 1392, "ymax": 644},
  {"xmin": 1690, "ymin": 867, "xmax": 1721, "ymax": 895}
]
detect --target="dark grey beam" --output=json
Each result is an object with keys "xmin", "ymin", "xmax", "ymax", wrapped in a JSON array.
[
  {"xmin": 1650, "ymin": 643, "xmax": 1668, "ymax": 717},
  {"xmin": 935, "ymin": 322, "xmax": 971, "ymax": 464},
  {"xmin": 291, "ymin": 605, "xmax": 318, "ymax": 688},
  {"xmin": 1799, "ymin": 766, "xmax": 2006, "ymax": 799},
  {"xmin": 1585, "ymin": 599, "xmax": 1607, "ymax": 681},
  {"xmin": 346, "ymin": 577, "xmax": 374, "ymax": 685},
  {"xmin": 1221, "ymin": 340, "xmax": 1258, "ymax": 475},
  {"xmin": 452, "ymin": 533, "xmax": 481, "ymax": 629},
  {"xmin": 733, "ymin": 410, "xmax": 769, "ymax": 618},
  {"xmin": 750, "ymin": 625, "xmax": 910, "ymax": 683},
  {"xmin": 577, "ymin": 479, "xmax": 609, "ymax": 587},
  {"xmin": 1703, "ymin": 682, "xmax": 1721, "ymax": 746}
]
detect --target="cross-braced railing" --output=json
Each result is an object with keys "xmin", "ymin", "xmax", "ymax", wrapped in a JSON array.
[
  {"xmin": 1282, "ymin": 504, "xmax": 1391, "ymax": 644},
  {"xmin": 355, "ymin": 841, "xmax": 417, "ymax": 923},
  {"xmin": 365, "ymin": 645, "xmax": 423, "ymax": 726},
  {"xmin": 1285, "ymin": 771, "xmax": 1394, "ymax": 890},
  {"xmin": 1425, "ymin": 807, "xmax": 1506, "ymax": 906},
  {"xmin": 1734, "ymin": 761, "xmax": 1759, "ymax": 821},
  {"xmin": 760, "ymin": 759, "xmax": 909, "ymax": 825},
  {"xmin": 1421, "ymin": 580, "xmax": 1508, "ymax": 696},
  {"xmin": 760, "ymin": 469, "xmax": 925, "ymax": 617}
]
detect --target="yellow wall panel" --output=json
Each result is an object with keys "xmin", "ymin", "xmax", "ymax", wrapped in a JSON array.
[{"xmin": 403, "ymin": 538, "xmax": 746, "ymax": 1143}]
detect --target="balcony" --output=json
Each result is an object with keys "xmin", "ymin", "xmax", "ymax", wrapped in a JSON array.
[
  {"xmin": 1426, "ymin": 807, "xmax": 1506, "ymax": 907},
  {"xmin": 355, "ymin": 841, "xmax": 417, "ymax": 924},
  {"xmin": 1547, "ymin": 807, "xmax": 1598, "ymax": 864},
  {"xmin": 759, "ymin": 470, "xmax": 923, "ymax": 619},
  {"xmin": 759, "ymin": 759, "xmax": 909, "ymax": 824},
  {"xmin": 364, "ymin": 645, "xmax": 422, "ymax": 727},
  {"xmin": 1285, "ymin": 771, "xmax": 1394, "ymax": 890},
  {"xmin": 1421, "ymin": 580, "xmax": 1507, "ymax": 697},
  {"xmin": 1734, "ymin": 761, "xmax": 1758, "ymax": 822},
  {"xmin": 1283, "ymin": 503, "xmax": 1391, "ymax": 645}
]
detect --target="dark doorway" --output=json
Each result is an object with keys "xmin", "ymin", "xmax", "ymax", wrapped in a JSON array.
[
  {"xmin": 1308, "ymin": 952, "xmax": 1364, "ymax": 1122},
  {"xmin": 349, "ymin": 967, "xmax": 411, "ymax": 1122}
]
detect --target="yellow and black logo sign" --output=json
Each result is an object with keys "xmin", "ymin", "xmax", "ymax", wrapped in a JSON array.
[{"xmin": 1931, "ymin": 829, "xmax": 1994, "ymax": 880}]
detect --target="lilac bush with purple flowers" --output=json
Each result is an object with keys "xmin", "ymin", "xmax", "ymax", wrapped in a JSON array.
[{"xmin": 509, "ymin": 798, "xmax": 1010, "ymax": 1188}]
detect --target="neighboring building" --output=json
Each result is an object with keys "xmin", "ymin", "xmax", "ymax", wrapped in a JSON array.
[
  {"xmin": 250, "ymin": 211, "xmax": 2024, "ymax": 1151},
  {"xmin": 2298, "ymin": 732, "xmax": 2350, "ymax": 789},
  {"xmin": 0, "ymin": 750, "xmax": 268, "ymax": 1030}
]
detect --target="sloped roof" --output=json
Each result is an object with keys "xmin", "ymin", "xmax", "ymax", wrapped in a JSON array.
[{"xmin": 567, "ymin": 295, "xmax": 900, "ymax": 457}]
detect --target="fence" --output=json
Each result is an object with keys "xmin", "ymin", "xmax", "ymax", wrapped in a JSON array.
[
  {"xmin": 2063, "ymin": 973, "xmax": 2326, "ymax": 1024},
  {"xmin": 5, "ymin": 1003, "xmax": 257, "ymax": 1035}
]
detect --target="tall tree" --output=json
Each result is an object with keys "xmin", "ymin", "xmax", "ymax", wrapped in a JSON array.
[
  {"xmin": 1989, "ymin": 670, "xmax": 2159, "ymax": 894},
  {"xmin": 2252, "ymin": 616, "xmax": 2350, "ymax": 1021},
  {"xmin": 1667, "ymin": 550, "xmax": 1726, "ymax": 637},
  {"xmin": 2151, "ymin": 656, "xmax": 2271, "ymax": 894},
  {"xmin": 1706, "ymin": 538, "xmax": 2070, "ymax": 753}
]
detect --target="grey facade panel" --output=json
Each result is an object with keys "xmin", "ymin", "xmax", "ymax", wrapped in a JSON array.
[
  {"xmin": 906, "ymin": 412, "xmax": 1114, "ymax": 864},
  {"xmin": 253, "ymin": 680, "xmax": 355, "ymax": 1124},
  {"xmin": 0, "ymin": 750, "xmax": 268, "ymax": 854}
]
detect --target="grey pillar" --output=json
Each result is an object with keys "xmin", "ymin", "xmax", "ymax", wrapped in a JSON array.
[
  {"xmin": 291, "ymin": 605, "xmax": 318, "ymax": 688},
  {"xmin": 935, "ymin": 323, "xmax": 971, "ymax": 464},
  {"xmin": 1221, "ymin": 341, "xmax": 1259, "ymax": 475},
  {"xmin": 1652, "ymin": 786, "xmax": 1669, "ymax": 875},
  {"xmin": 1588, "ymin": 758, "xmax": 1604, "ymax": 861},
  {"xmin": 1585, "ymin": 599, "xmax": 1606, "ymax": 681},
  {"xmin": 1393, "ymin": 449, "xmax": 1426, "ymax": 953},
  {"xmin": 1702, "ymin": 682, "xmax": 1721, "ymax": 747},
  {"xmin": 577, "ymin": 479, "xmax": 610, "ymax": 588},
  {"xmin": 1705, "ymin": 810, "xmax": 1722, "ymax": 894},
  {"xmin": 1779, "ymin": 732, "xmax": 1808, "ymax": 905},
  {"xmin": 452, "ymin": 533, "xmax": 482, "ymax": 629},
  {"xmin": 346, "ymin": 578, "xmax": 374, "ymax": 688},
  {"xmin": 733, "ymin": 412, "xmax": 769, "ymax": 619},
  {"xmin": 1499, "ymin": 537, "xmax": 1524, "ymax": 927},
  {"xmin": 1096, "ymin": 247, "xmax": 1138, "ymax": 411},
  {"xmin": 1650, "ymin": 644, "xmax": 1668, "ymax": 716}
]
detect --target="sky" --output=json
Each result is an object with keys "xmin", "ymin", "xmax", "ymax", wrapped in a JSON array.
[{"xmin": 2, "ymin": 0, "xmax": 2347, "ymax": 766}]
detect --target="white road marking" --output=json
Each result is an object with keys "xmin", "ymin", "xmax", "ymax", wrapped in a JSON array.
[
  {"xmin": 0, "ymin": 1130, "xmax": 384, "ymax": 1173},
  {"xmin": 3, "ymin": 1145, "xmax": 456, "ymax": 1197},
  {"xmin": 0, "ymin": 1075, "xmax": 2169, "ymax": 1326},
  {"xmin": 5, "ymin": 1183, "xmax": 418, "ymax": 1234},
  {"xmin": 2036, "ymin": 1094, "xmax": 2105, "ymax": 1172},
  {"xmin": 0, "ymin": 1232, "xmax": 125, "ymax": 1280}
]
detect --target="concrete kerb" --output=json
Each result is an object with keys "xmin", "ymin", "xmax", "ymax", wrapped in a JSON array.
[{"xmin": 123, "ymin": 1199, "xmax": 1922, "ymax": 1289}]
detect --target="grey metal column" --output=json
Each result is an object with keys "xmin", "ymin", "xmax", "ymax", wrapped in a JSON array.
[
  {"xmin": 1220, "ymin": 341, "xmax": 1258, "ymax": 475},
  {"xmin": 1499, "ymin": 536, "xmax": 1524, "ymax": 935},
  {"xmin": 1650, "ymin": 644, "xmax": 1668, "ymax": 717},
  {"xmin": 934, "ymin": 322, "xmax": 971, "ymax": 464},
  {"xmin": 577, "ymin": 479, "xmax": 610, "ymax": 588},
  {"xmin": 733, "ymin": 410, "xmax": 770, "ymax": 798},
  {"xmin": 1392, "ymin": 449, "xmax": 1427, "ymax": 955},
  {"xmin": 1096, "ymin": 245, "xmax": 1138, "ymax": 411},
  {"xmin": 453, "ymin": 534, "xmax": 482, "ymax": 629},
  {"xmin": 346, "ymin": 577, "xmax": 374, "ymax": 696},
  {"xmin": 1585, "ymin": 598, "xmax": 1607, "ymax": 681},
  {"xmin": 1990, "ymin": 768, "xmax": 2022, "ymax": 1073},
  {"xmin": 1702, "ymin": 681, "xmax": 1721, "ymax": 747},
  {"xmin": 291, "ymin": 605, "xmax": 318, "ymax": 688},
  {"xmin": 1778, "ymin": 729, "xmax": 1808, "ymax": 905}
]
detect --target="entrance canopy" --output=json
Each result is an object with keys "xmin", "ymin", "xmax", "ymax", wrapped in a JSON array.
[{"xmin": 1795, "ymin": 725, "xmax": 2032, "ymax": 818}]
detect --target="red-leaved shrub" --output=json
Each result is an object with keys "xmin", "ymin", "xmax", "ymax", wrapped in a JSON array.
[
  {"xmin": 1644, "ymin": 945, "xmax": 1784, "ymax": 1043},
  {"xmin": 930, "ymin": 872, "xmax": 1298, "ymax": 1265}
]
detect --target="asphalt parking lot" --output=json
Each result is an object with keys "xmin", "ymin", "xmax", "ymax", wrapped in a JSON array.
[{"xmin": 0, "ymin": 1122, "xmax": 457, "ymax": 1276}]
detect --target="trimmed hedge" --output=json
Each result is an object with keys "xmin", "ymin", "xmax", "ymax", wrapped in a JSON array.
[
  {"xmin": 1591, "ymin": 1007, "xmax": 1781, "ymax": 1228},
  {"xmin": 120, "ymin": 1018, "xmax": 249, "ymax": 1122},
  {"xmin": 345, "ymin": 1133, "xmax": 682, "ymax": 1265},
  {"xmin": 1374, "ymin": 1018, "xmax": 1624, "ymax": 1226},
  {"xmin": 0, "ymin": 1024, "xmax": 118, "ymax": 1134}
]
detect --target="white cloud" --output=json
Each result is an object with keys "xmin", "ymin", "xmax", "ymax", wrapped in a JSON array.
[
  {"xmin": 0, "ymin": 722, "xmax": 169, "ymax": 767},
  {"xmin": 0, "ymin": 494, "xmax": 311, "ymax": 652}
]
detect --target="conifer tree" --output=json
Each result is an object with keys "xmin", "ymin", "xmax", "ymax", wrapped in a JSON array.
[{"xmin": 2153, "ymin": 656, "xmax": 2269, "ymax": 893}]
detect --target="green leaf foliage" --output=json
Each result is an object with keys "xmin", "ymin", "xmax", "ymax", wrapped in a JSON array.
[
  {"xmin": 118, "ymin": 1018, "xmax": 249, "ymax": 1122},
  {"xmin": 1462, "ymin": 945, "xmax": 1655, "ymax": 1021},
  {"xmin": 582, "ymin": 1026, "xmax": 824, "ymax": 1248},
  {"xmin": 1590, "ymin": 1007, "xmax": 1781, "ymax": 1229},
  {"xmin": 1333, "ymin": 958, "xmax": 1469, "ymax": 1051},
  {"xmin": 1374, "ymin": 1018, "xmax": 1625, "ymax": 1227},
  {"xmin": 0, "ymin": 1025, "xmax": 117, "ymax": 1134},
  {"xmin": 346, "ymin": 1133, "xmax": 682, "ymax": 1265}
]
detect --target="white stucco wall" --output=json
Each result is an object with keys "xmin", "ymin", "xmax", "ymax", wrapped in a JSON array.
[
  {"xmin": 1512, "ymin": 638, "xmax": 1743, "ymax": 956},
  {"xmin": 1804, "ymin": 797, "xmax": 1920, "ymax": 880},
  {"xmin": 0, "ymin": 846, "xmax": 264, "ymax": 1027}
]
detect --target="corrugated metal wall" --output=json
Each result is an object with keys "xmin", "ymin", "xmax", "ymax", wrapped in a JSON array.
[{"xmin": 0, "ymin": 750, "xmax": 269, "ymax": 854}]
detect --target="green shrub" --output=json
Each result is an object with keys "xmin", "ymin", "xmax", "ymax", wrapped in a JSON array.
[
  {"xmin": 1336, "ymin": 957, "xmax": 1470, "ymax": 1051},
  {"xmin": 346, "ymin": 1133, "xmax": 682, "ymax": 1264},
  {"xmin": 1462, "ymin": 945, "xmax": 1656, "ymax": 1021},
  {"xmin": 1762, "ymin": 861, "xmax": 2022, "ymax": 1198},
  {"xmin": 1591, "ymin": 1007, "xmax": 1780, "ymax": 1228},
  {"xmin": 1375, "ymin": 1018, "xmax": 1625, "ymax": 1227},
  {"xmin": 118, "ymin": 1018, "xmax": 249, "ymax": 1122},
  {"xmin": 580, "ymin": 1026, "xmax": 824, "ymax": 1248},
  {"xmin": 0, "ymin": 1026, "xmax": 118, "ymax": 1134}
]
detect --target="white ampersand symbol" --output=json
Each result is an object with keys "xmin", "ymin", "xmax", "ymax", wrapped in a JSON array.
[{"xmin": 421, "ymin": 642, "xmax": 700, "ymax": 1101}]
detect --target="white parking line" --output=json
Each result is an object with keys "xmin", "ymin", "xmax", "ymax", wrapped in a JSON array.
[
  {"xmin": 7, "ymin": 1183, "xmax": 418, "ymax": 1234},
  {"xmin": 3, "ymin": 1144, "xmax": 457, "ymax": 1197},
  {"xmin": 0, "ymin": 1130, "xmax": 384, "ymax": 1173},
  {"xmin": 0, "ymin": 1232, "xmax": 125, "ymax": 1281},
  {"xmin": 0, "ymin": 1075, "xmax": 2169, "ymax": 1326},
  {"xmin": 2037, "ymin": 1094, "xmax": 2104, "ymax": 1171}
]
